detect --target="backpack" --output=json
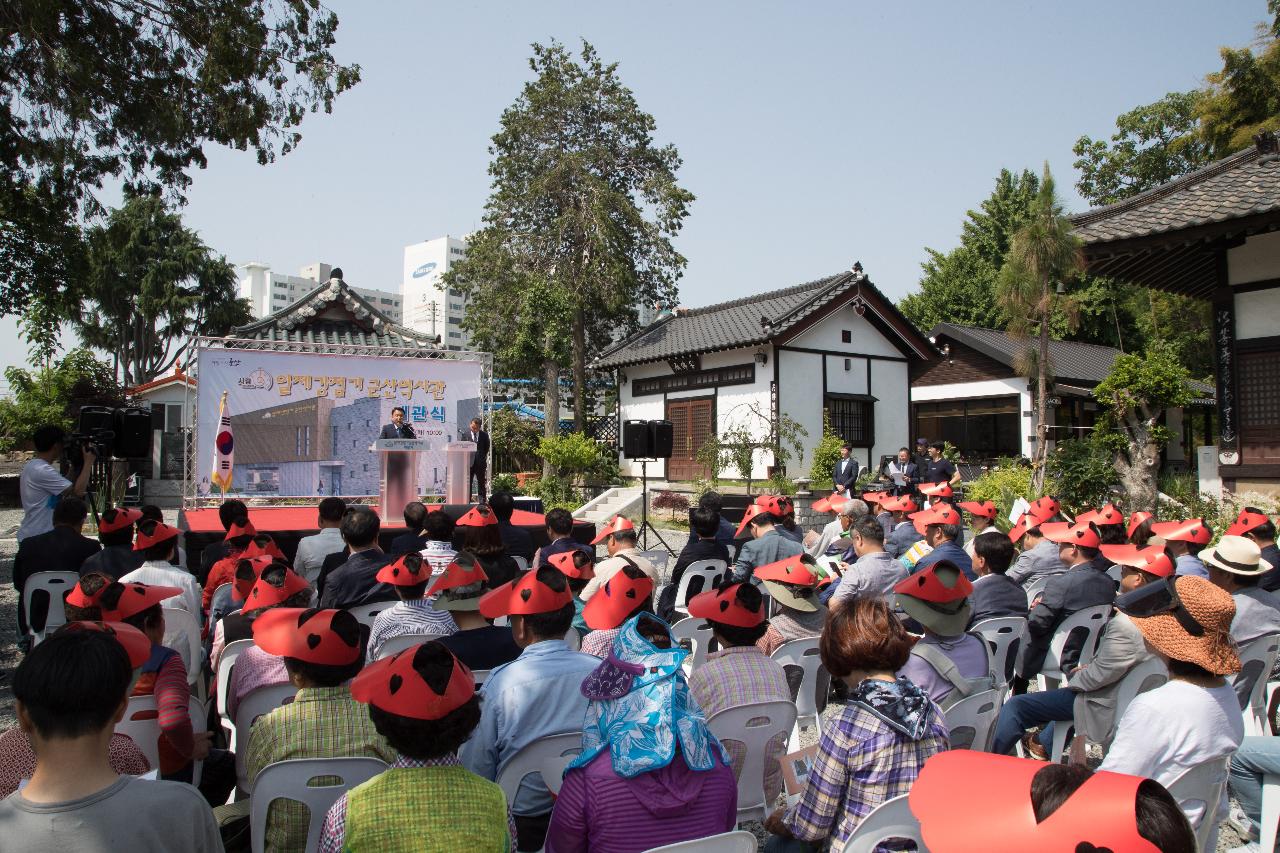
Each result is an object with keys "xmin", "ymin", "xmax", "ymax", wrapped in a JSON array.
[{"xmin": 909, "ymin": 635, "xmax": 997, "ymax": 710}]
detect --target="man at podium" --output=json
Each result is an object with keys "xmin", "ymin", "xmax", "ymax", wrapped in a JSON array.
[{"xmin": 380, "ymin": 406, "xmax": 416, "ymax": 439}]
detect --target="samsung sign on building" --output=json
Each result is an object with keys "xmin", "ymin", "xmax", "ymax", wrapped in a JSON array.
[{"xmin": 412, "ymin": 262, "xmax": 437, "ymax": 279}]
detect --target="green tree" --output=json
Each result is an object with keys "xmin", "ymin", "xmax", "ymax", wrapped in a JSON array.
[
  {"xmin": 1197, "ymin": 34, "xmax": 1280, "ymax": 155},
  {"xmin": 448, "ymin": 40, "xmax": 694, "ymax": 449},
  {"xmin": 73, "ymin": 194, "xmax": 250, "ymax": 386},
  {"xmin": 898, "ymin": 169, "xmax": 1040, "ymax": 331},
  {"xmin": 996, "ymin": 165, "xmax": 1084, "ymax": 493},
  {"xmin": 0, "ymin": 349, "xmax": 123, "ymax": 450},
  {"xmin": 0, "ymin": 1, "xmax": 359, "ymax": 320},
  {"xmin": 1093, "ymin": 346, "xmax": 1193, "ymax": 513}
]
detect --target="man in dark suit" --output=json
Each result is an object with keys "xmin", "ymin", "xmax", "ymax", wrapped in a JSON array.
[
  {"xmin": 880, "ymin": 447, "xmax": 919, "ymax": 497},
  {"xmin": 465, "ymin": 417, "xmax": 490, "ymax": 503},
  {"xmin": 389, "ymin": 501, "xmax": 429, "ymax": 555},
  {"xmin": 832, "ymin": 444, "xmax": 859, "ymax": 495},
  {"xmin": 379, "ymin": 406, "xmax": 416, "ymax": 439},
  {"xmin": 490, "ymin": 491, "xmax": 535, "ymax": 561},
  {"xmin": 318, "ymin": 506, "xmax": 396, "ymax": 609},
  {"xmin": 14, "ymin": 496, "xmax": 102, "ymax": 635}
]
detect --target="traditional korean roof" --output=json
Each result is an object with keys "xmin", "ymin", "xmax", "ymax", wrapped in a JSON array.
[
  {"xmin": 593, "ymin": 268, "xmax": 935, "ymax": 369},
  {"xmin": 127, "ymin": 367, "xmax": 197, "ymax": 396},
  {"xmin": 930, "ymin": 323, "xmax": 1123, "ymax": 385},
  {"xmin": 1072, "ymin": 132, "xmax": 1280, "ymax": 298},
  {"xmin": 229, "ymin": 272, "xmax": 441, "ymax": 352}
]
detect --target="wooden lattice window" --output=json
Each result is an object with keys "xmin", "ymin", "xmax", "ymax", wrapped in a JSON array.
[
  {"xmin": 826, "ymin": 394, "xmax": 875, "ymax": 448},
  {"xmin": 1239, "ymin": 348, "xmax": 1280, "ymax": 462}
]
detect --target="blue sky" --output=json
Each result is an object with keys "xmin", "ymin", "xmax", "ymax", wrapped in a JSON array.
[{"xmin": 1, "ymin": 0, "xmax": 1270, "ymax": 376}]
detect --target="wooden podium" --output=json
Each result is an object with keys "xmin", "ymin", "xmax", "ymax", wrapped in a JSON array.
[{"xmin": 373, "ymin": 438, "xmax": 432, "ymax": 523}]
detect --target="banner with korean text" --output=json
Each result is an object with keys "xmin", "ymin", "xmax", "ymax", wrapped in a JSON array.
[{"xmin": 195, "ymin": 347, "xmax": 483, "ymax": 498}]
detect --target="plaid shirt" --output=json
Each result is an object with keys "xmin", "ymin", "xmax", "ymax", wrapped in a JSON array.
[
  {"xmin": 226, "ymin": 644, "xmax": 288, "ymax": 719},
  {"xmin": 688, "ymin": 645, "xmax": 792, "ymax": 803},
  {"xmin": 782, "ymin": 699, "xmax": 948, "ymax": 845},
  {"xmin": 580, "ymin": 627, "xmax": 620, "ymax": 658},
  {"xmin": 246, "ymin": 685, "xmax": 398, "ymax": 852},
  {"xmin": 367, "ymin": 598, "xmax": 458, "ymax": 659},
  {"xmin": 317, "ymin": 754, "xmax": 517, "ymax": 853}
]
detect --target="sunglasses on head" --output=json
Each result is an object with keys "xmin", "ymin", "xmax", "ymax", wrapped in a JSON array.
[{"xmin": 1114, "ymin": 576, "xmax": 1205, "ymax": 637}]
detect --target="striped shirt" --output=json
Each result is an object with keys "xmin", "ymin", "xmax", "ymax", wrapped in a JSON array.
[
  {"xmin": 246, "ymin": 685, "xmax": 398, "ymax": 852},
  {"xmin": 782, "ymin": 698, "xmax": 948, "ymax": 845},
  {"xmin": 367, "ymin": 598, "xmax": 458, "ymax": 659},
  {"xmin": 120, "ymin": 561, "xmax": 202, "ymax": 622},
  {"xmin": 687, "ymin": 645, "xmax": 791, "ymax": 803},
  {"xmin": 317, "ymin": 754, "xmax": 517, "ymax": 853},
  {"xmin": 420, "ymin": 540, "xmax": 457, "ymax": 576}
]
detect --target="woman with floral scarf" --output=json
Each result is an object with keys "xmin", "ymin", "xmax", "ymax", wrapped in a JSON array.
[
  {"xmin": 544, "ymin": 614, "xmax": 738, "ymax": 853},
  {"xmin": 765, "ymin": 597, "xmax": 949, "ymax": 851}
]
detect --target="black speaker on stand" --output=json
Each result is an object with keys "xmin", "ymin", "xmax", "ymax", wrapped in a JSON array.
[{"xmin": 622, "ymin": 419, "xmax": 675, "ymax": 552}]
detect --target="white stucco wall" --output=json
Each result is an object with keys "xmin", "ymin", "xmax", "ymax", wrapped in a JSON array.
[{"xmin": 1229, "ymin": 230, "xmax": 1280, "ymax": 287}]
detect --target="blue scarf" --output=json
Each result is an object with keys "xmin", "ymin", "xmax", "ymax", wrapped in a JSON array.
[{"xmin": 566, "ymin": 614, "xmax": 729, "ymax": 779}]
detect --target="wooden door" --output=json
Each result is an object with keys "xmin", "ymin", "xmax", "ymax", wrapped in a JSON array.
[{"xmin": 667, "ymin": 397, "xmax": 714, "ymax": 481}]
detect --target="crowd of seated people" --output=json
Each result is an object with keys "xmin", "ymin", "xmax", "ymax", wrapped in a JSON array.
[{"xmin": 7, "ymin": 480, "xmax": 1277, "ymax": 853}]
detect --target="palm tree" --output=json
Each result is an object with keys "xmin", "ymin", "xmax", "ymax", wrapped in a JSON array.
[{"xmin": 996, "ymin": 165, "xmax": 1084, "ymax": 494}]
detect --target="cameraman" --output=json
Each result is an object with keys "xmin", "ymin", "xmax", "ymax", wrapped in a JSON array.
[{"xmin": 18, "ymin": 425, "xmax": 95, "ymax": 542}]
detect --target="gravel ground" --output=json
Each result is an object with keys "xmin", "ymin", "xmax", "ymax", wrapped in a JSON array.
[{"xmin": 0, "ymin": 519, "xmax": 1251, "ymax": 850}]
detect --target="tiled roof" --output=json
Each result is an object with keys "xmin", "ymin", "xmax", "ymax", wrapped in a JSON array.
[
  {"xmin": 1072, "ymin": 139, "xmax": 1280, "ymax": 245},
  {"xmin": 230, "ymin": 277, "xmax": 440, "ymax": 352},
  {"xmin": 127, "ymin": 368, "xmax": 196, "ymax": 396},
  {"xmin": 931, "ymin": 323, "xmax": 1122, "ymax": 384},
  {"xmin": 593, "ymin": 270, "xmax": 933, "ymax": 369}
]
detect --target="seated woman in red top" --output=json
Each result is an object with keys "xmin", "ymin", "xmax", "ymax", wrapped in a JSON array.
[{"xmin": 544, "ymin": 613, "xmax": 738, "ymax": 853}]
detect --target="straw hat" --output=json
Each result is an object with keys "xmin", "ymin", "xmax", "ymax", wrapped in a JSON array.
[
  {"xmin": 1198, "ymin": 534, "xmax": 1273, "ymax": 577},
  {"xmin": 1129, "ymin": 575, "xmax": 1240, "ymax": 676}
]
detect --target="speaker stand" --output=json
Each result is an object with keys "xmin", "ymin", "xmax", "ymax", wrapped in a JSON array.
[{"xmin": 638, "ymin": 459, "xmax": 673, "ymax": 554}]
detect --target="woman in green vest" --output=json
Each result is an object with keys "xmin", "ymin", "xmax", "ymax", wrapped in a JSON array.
[{"xmin": 317, "ymin": 641, "xmax": 513, "ymax": 853}]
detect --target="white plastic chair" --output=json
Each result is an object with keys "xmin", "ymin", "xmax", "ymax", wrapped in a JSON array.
[
  {"xmin": 235, "ymin": 683, "xmax": 299, "ymax": 792},
  {"xmin": 672, "ymin": 559, "xmax": 728, "ymax": 616},
  {"xmin": 346, "ymin": 600, "xmax": 393, "ymax": 630},
  {"xmin": 840, "ymin": 793, "xmax": 926, "ymax": 853},
  {"xmin": 495, "ymin": 732, "xmax": 583, "ymax": 813},
  {"xmin": 472, "ymin": 669, "xmax": 490, "ymax": 687},
  {"xmin": 1234, "ymin": 633, "xmax": 1280, "ymax": 736},
  {"xmin": 215, "ymin": 638, "xmax": 255, "ymax": 747},
  {"xmin": 161, "ymin": 605, "xmax": 204, "ymax": 686},
  {"xmin": 249, "ymin": 757, "xmax": 388, "ymax": 853},
  {"xmin": 1022, "ymin": 576, "xmax": 1050, "ymax": 608},
  {"xmin": 942, "ymin": 688, "xmax": 1001, "ymax": 752},
  {"xmin": 671, "ymin": 617, "xmax": 716, "ymax": 674},
  {"xmin": 1259, "ymin": 772, "xmax": 1280, "ymax": 853},
  {"xmin": 564, "ymin": 625, "xmax": 582, "ymax": 652},
  {"xmin": 22, "ymin": 571, "xmax": 79, "ymax": 645},
  {"xmin": 511, "ymin": 555, "xmax": 530, "ymax": 572},
  {"xmin": 373, "ymin": 632, "xmax": 444, "ymax": 660},
  {"xmin": 1035, "ymin": 604, "xmax": 1112, "ymax": 691},
  {"xmin": 114, "ymin": 694, "xmax": 207, "ymax": 784},
  {"xmin": 1166, "ymin": 756, "xmax": 1230, "ymax": 852},
  {"xmin": 642, "ymin": 830, "xmax": 759, "ymax": 852},
  {"xmin": 970, "ymin": 616, "xmax": 1027, "ymax": 689},
  {"xmin": 770, "ymin": 636, "xmax": 826, "ymax": 751},
  {"xmin": 706, "ymin": 700, "xmax": 798, "ymax": 825},
  {"xmin": 1047, "ymin": 654, "xmax": 1167, "ymax": 763}
]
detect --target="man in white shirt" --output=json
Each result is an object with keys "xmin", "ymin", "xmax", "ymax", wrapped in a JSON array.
[
  {"xmin": 294, "ymin": 497, "xmax": 348, "ymax": 583},
  {"xmin": 18, "ymin": 426, "xmax": 94, "ymax": 542}
]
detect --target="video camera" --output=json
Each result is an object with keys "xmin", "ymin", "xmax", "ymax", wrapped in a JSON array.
[{"xmin": 64, "ymin": 428, "xmax": 113, "ymax": 470}]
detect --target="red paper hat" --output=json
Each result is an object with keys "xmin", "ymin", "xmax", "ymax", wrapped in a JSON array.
[
  {"xmin": 687, "ymin": 583, "xmax": 766, "ymax": 627},
  {"xmin": 66, "ymin": 577, "xmax": 107, "ymax": 609},
  {"xmin": 893, "ymin": 563, "xmax": 973, "ymax": 603},
  {"xmin": 252, "ymin": 607, "xmax": 362, "ymax": 665},
  {"xmin": 590, "ymin": 514, "xmax": 635, "ymax": 545},
  {"xmin": 457, "ymin": 505, "xmax": 499, "ymax": 528},
  {"xmin": 957, "ymin": 500, "xmax": 997, "ymax": 520},
  {"xmin": 547, "ymin": 550, "xmax": 594, "ymax": 580},
  {"xmin": 920, "ymin": 481, "xmax": 953, "ymax": 498},
  {"xmin": 1078, "ymin": 503, "xmax": 1124, "ymax": 527},
  {"xmin": 478, "ymin": 571, "xmax": 572, "ymax": 619},
  {"xmin": 99, "ymin": 507, "xmax": 143, "ymax": 534},
  {"xmin": 133, "ymin": 521, "xmax": 180, "ymax": 552},
  {"xmin": 1009, "ymin": 497, "xmax": 1060, "ymax": 543},
  {"xmin": 101, "ymin": 582, "xmax": 181, "ymax": 621},
  {"xmin": 583, "ymin": 570, "xmax": 655, "ymax": 630},
  {"xmin": 1150, "ymin": 518, "xmax": 1212, "ymax": 545},
  {"xmin": 1126, "ymin": 511, "xmax": 1154, "ymax": 539},
  {"xmin": 811, "ymin": 493, "xmax": 847, "ymax": 514},
  {"xmin": 242, "ymin": 537, "xmax": 285, "ymax": 560},
  {"xmin": 1100, "ymin": 544, "xmax": 1175, "ymax": 578},
  {"xmin": 61, "ymin": 621, "xmax": 153, "ymax": 668},
  {"xmin": 910, "ymin": 504, "xmax": 962, "ymax": 527},
  {"xmin": 225, "ymin": 519, "xmax": 257, "ymax": 541},
  {"xmin": 376, "ymin": 553, "xmax": 430, "ymax": 587},
  {"xmin": 244, "ymin": 567, "xmax": 310, "ymax": 610},
  {"xmin": 910, "ymin": 751, "xmax": 1158, "ymax": 853},
  {"xmin": 754, "ymin": 554, "xmax": 820, "ymax": 588},
  {"xmin": 427, "ymin": 556, "xmax": 489, "ymax": 595},
  {"xmin": 1227, "ymin": 508, "xmax": 1272, "ymax": 537},
  {"xmin": 233, "ymin": 555, "xmax": 276, "ymax": 600},
  {"xmin": 880, "ymin": 495, "xmax": 919, "ymax": 514},
  {"xmin": 862, "ymin": 491, "xmax": 889, "ymax": 506},
  {"xmin": 351, "ymin": 643, "xmax": 474, "ymax": 720},
  {"xmin": 1040, "ymin": 521, "xmax": 1101, "ymax": 550},
  {"xmin": 753, "ymin": 495, "xmax": 790, "ymax": 516}
]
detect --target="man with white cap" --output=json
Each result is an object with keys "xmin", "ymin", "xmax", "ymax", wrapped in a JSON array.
[
  {"xmin": 1201, "ymin": 534, "xmax": 1280, "ymax": 650},
  {"xmin": 579, "ymin": 515, "xmax": 655, "ymax": 601}
]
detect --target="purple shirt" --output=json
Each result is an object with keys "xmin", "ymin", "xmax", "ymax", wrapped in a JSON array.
[
  {"xmin": 897, "ymin": 633, "xmax": 989, "ymax": 705},
  {"xmin": 544, "ymin": 749, "xmax": 737, "ymax": 853}
]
